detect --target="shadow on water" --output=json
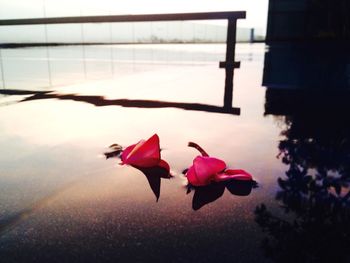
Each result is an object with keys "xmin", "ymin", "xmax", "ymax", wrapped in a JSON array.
[
  {"xmin": 0, "ymin": 89, "xmax": 240, "ymax": 115},
  {"xmin": 188, "ymin": 180, "xmax": 257, "ymax": 211},
  {"xmin": 104, "ymin": 147, "xmax": 171, "ymax": 201},
  {"xmin": 135, "ymin": 166, "xmax": 172, "ymax": 201},
  {"xmin": 255, "ymin": 88, "xmax": 350, "ymax": 262}
]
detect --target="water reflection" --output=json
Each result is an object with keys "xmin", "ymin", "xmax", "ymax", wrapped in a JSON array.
[
  {"xmin": 0, "ymin": 88, "xmax": 240, "ymax": 115},
  {"xmin": 188, "ymin": 180, "xmax": 257, "ymax": 211},
  {"xmin": 0, "ymin": 180, "xmax": 81, "ymax": 237},
  {"xmin": 256, "ymin": 89, "xmax": 350, "ymax": 262},
  {"xmin": 263, "ymin": 43, "xmax": 350, "ymax": 90},
  {"xmin": 135, "ymin": 166, "xmax": 171, "ymax": 201},
  {"xmin": 0, "ymin": 44, "xmax": 230, "ymax": 90},
  {"xmin": 104, "ymin": 146, "xmax": 171, "ymax": 201}
]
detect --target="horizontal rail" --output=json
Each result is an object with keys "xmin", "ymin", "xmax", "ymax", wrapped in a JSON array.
[
  {"xmin": 219, "ymin": 61, "xmax": 241, "ymax": 69},
  {"xmin": 0, "ymin": 11, "xmax": 246, "ymax": 26}
]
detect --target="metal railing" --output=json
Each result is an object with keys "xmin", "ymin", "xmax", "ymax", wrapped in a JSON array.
[{"xmin": 0, "ymin": 11, "xmax": 246, "ymax": 114}]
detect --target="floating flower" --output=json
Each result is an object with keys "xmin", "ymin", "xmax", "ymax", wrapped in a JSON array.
[
  {"xmin": 186, "ymin": 142, "xmax": 252, "ymax": 186},
  {"xmin": 121, "ymin": 134, "xmax": 169, "ymax": 172},
  {"xmin": 105, "ymin": 134, "xmax": 170, "ymax": 201}
]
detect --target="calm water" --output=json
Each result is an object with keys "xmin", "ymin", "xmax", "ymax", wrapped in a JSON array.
[{"xmin": 0, "ymin": 43, "xmax": 349, "ymax": 263}]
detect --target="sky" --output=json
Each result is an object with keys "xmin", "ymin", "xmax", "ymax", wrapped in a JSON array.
[{"xmin": 0, "ymin": 0, "xmax": 269, "ymax": 29}]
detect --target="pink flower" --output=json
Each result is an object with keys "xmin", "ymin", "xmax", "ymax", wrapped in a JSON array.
[
  {"xmin": 119, "ymin": 134, "xmax": 171, "ymax": 201},
  {"xmin": 186, "ymin": 142, "xmax": 252, "ymax": 186},
  {"xmin": 121, "ymin": 134, "xmax": 169, "ymax": 172}
]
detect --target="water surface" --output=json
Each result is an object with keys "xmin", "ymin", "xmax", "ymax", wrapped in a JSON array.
[{"xmin": 0, "ymin": 43, "xmax": 348, "ymax": 262}]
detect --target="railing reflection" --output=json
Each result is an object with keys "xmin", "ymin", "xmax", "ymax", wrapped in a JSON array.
[{"xmin": 0, "ymin": 89, "xmax": 240, "ymax": 115}]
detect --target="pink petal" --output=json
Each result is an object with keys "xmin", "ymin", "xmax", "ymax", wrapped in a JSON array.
[
  {"xmin": 186, "ymin": 156, "xmax": 226, "ymax": 186},
  {"xmin": 186, "ymin": 165, "xmax": 203, "ymax": 186},
  {"xmin": 121, "ymin": 143, "xmax": 137, "ymax": 163},
  {"xmin": 194, "ymin": 156, "xmax": 226, "ymax": 180},
  {"xmin": 214, "ymin": 169, "xmax": 253, "ymax": 182},
  {"xmin": 158, "ymin": 159, "xmax": 170, "ymax": 172},
  {"xmin": 121, "ymin": 134, "xmax": 161, "ymax": 167}
]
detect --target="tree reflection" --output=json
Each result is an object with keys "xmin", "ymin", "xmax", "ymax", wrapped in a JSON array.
[{"xmin": 256, "ymin": 90, "xmax": 350, "ymax": 262}]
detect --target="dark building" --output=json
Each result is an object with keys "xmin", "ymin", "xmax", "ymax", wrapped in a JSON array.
[
  {"xmin": 263, "ymin": 0, "xmax": 350, "ymax": 91},
  {"xmin": 266, "ymin": 0, "xmax": 350, "ymax": 42}
]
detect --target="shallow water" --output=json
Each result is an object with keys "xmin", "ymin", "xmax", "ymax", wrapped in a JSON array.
[{"xmin": 0, "ymin": 43, "xmax": 349, "ymax": 262}]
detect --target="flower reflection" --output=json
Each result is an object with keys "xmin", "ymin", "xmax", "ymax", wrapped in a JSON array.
[
  {"xmin": 133, "ymin": 165, "xmax": 171, "ymax": 201},
  {"xmin": 105, "ymin": 134, "xmax": 171, "ymax": 201},
  {"xmin": 188, "ymin": 180, "xmax": 257, "ymax": 211}
]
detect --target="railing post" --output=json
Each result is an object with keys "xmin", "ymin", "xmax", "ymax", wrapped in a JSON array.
[
  {"xmin": 42, "ymin": 0, "xmax": 52, "ymax": 87},
  {"xmin": 220, "ymin": 18, "xmax": 240, "ymax": 109},
  {"xmin": 250, "ymin": 28, "xmax": 255, "ymax": 43}
]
